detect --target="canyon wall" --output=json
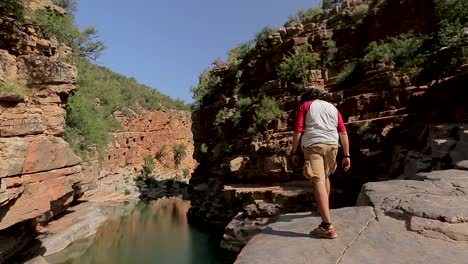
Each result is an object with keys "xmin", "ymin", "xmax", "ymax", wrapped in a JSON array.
[
  {"xmin": 0, "ymin": 4, "xmax": 82, "ymax": 260},
  {"xmin": 0, "ymin": 1, "xmax": 196, "ymax": 261},
  {"xmin": 188, "ymin": 0, "xmax": 467, "ymax": 252},
  {"xmin": 82, "ymin": 109, "xmax": 196, "ymax": 200}
]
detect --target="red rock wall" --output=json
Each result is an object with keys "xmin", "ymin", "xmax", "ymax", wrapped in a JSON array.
[
  {"xmin": 188, "ymin": 0, "xmax": 468, "ymax": 234},
  {"xmin": 105, "ymin": 110, "xmax": 196, "ymax": 176},
  {"xmin": 0, "ymin": 11, "xmax": 82, "ymax": 261}
]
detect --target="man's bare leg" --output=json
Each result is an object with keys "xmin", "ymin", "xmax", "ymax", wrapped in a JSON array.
[
  {"xmin": 313, "ymin": 180, "xmax": 331, "ymax": 223},
  {"xmin": 325, "ymin": 177, "xmax": 330, "ymax": 197}
]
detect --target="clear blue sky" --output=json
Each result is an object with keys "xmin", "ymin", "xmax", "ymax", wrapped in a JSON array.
[{"xmin": 75, "ymin": 0, "xmax": 321, "ymax": 103}]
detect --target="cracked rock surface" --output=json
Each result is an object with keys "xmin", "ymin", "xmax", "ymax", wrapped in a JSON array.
[{"xmin": 235, "ymin": 168, "xmax": 468, "ymax": 263}]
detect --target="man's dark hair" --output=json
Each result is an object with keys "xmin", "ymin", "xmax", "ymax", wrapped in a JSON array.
[{"xmin": 300, "ymin": 88, "xmax": 325, "ymax": 103}]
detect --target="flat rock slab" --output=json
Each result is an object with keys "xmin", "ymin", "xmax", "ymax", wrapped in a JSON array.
[
  {"xmin": 340, "ymin": 216, "xmax": 468, "ymax": 264},
  {"xmin": 235, "ymin": 207, "xmax": 376, "ymax": 264},
  {"xmin": 237, "ymin": 169, "xmax": 468, "ymax": 264},
  {"xmin": 37, "ymin": 202, "xmax": 107, "ymax": 256}
]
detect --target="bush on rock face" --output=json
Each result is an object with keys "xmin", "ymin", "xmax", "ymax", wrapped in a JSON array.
[
  {"xmin": 278, "ymin": 45, "xmax": 321, "ymax": 90},
  {"xmin": 255, "ymin": 97, "xmax": 282, "ymax": 128},
  {"xmin": 173, "ymin": 144, "xmax": 187, "ymax": 167}
]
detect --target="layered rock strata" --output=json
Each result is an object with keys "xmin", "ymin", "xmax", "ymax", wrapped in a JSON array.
[
  {"xmin": 189, "ymin": 0, "xmax": 467, "ymax": 253},
  {"xmin": 0, "ymin": 10, "xmax": 81, "ymax": 262},
  {"xmin": 81, "ymin": 109, "xmax": 196, "ymax": 201}
]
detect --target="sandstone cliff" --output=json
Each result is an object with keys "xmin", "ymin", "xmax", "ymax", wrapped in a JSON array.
[
  {"xmin": 82, "ymin": 109, "xmax": 196, "ymax": 201},
  {"xmin": 188, "ymin": 0, "xmax": 467, "ymax": 252},
  {"xmin": 0, "ymin": 5, "xmax": 82, "ymax": 261},
  {"xmin": 0, "ymin": 1, "xmax": 196, "ymax": 261}
]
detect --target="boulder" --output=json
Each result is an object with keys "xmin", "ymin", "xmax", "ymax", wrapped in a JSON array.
[
  {"xmin": 230, "ymin": 156, "xmax": 249, "ymax": 172},
  {"xmin": 456, "ymin": 160, "xmax": 468, "ymax": 170}
]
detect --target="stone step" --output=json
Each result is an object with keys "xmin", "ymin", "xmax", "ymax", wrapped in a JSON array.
[
  {"xmin": 329, "ymin": 86, "xmax": 428, "ymax": 121},
  {"xmin": 347, "ymin": 108, "xmax": 407, "ymax": 122},
  {"xmin": 346, "ymin": 114, "xmax": 409, "ymax": 128},
  {"xmin": 224, "ymin": 184, "xmax": 314, "ymax": 198}
]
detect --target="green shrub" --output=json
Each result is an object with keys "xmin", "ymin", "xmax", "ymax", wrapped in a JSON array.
[
  {"xmin": 349, "ymin": 4, "xmax": 369, "ymax": 24},
  {"xmin": 143, "ymin": 155, "xmax": 155, "ymax": 176},
  {"xmin": 297, "ymin": 7, "xmax": 322, "ymax": 21},
  {"xmin": 288, "ymin": 6, "xmax": 322, "ymax": 23},
  {"xmin": 64, "ymin": 91, "xmax": 120, "ymax": 158},
  {"xmin": 322, "ymin": 0, "xmax": 333, "ymax": 10},
  {"xmin": 33, "ymin": 10, "xmax": 105, "ymax": 60},
  {"xmin": 214, "ymin": 107, "xmax": 229, "ymax": 126},
  {"xmin": 435, "ymin": 0, "xmax": 468, "ymax": 62},
  {"xmin": 124, "ymin": 189, "xmax": 131, "ymax": 195},
  {"xmin": 363, "ymin": 33, "xmax": 424, "ymax": 70},
  {"xmin": 191, "ymin": 69, "xmax": 222, "ymax": 109},
  {"xmin": 134, "ymin": 156, "xmax": 156, "ymax": 189},
  {"xmin": 155, "ymin": 145, "xmax": 166, "ymax": 162},
  {"xmin": 200, "ymin": 143, "xmax": 208, "ymax": 153},
  {"xmin": 182, "ymin": 168, "xmax": 190, "ymax": 177},
  {"xmin": 0, "ymin": 81, "xmax": 28, "ymax": 95},
  {"xmin": 0, "ymin": 0, "xmax": 25, "ymax": 19},
  {"xmin": 278, "ymin": 45, "xmax": 321, "ymax": 89},
  {"xmin": 227, "ymin": 41, "xmax": 255, "ymax": 68},
  {"xmin": 255, "ymin": 26, "xmax": 277, "ymax": 46},
  {"xmin": 232, "ymin": 97, "xmax": 254, "ymax": 125},
  {"xmin": 286, "ymin": 15, "xmax": 300, "ymax": 24},
  {"xmin": 255, "ymin": 97, "xmax": 282, "ymax": 127},
  {"xmin": 173, "ymin": 144, "xmax": 187, "ymax": 166}
]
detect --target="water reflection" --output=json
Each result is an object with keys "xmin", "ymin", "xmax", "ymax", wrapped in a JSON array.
[{"xmin": 46, "ymin": 198, "xmax": 231, "ymax": 264}]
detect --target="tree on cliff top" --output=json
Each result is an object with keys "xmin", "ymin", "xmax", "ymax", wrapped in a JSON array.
[{"xmin": 34, "ymin": 9, "xmax": 106, "ymax": 60}]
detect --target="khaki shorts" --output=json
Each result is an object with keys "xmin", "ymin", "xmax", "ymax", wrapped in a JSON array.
[{"xmin": 303, "ymin": 144, "xmax": 339, "ymax": 182}]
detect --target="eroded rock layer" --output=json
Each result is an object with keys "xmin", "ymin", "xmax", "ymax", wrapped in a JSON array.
[
  {"xmin": 188, "ymin": 0, "xmax": 468, "ymax": 253},
  {"xmin": 0, "ymin": 8, "xmax": 81, "ymax": 261}
]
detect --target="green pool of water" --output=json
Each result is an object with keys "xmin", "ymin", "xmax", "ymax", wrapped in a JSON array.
[{"xmin": 46, "ymin": 198, "xmax": 232, "ymax": 264}]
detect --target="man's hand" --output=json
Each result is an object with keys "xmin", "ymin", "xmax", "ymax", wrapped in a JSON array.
[
  {"xmin": 342, "ymin": 157, "xmax": 351, "ymax": 171},
  {"xmin": 292, "ymin": 154, "xmax": 300, "ymax": 166}
]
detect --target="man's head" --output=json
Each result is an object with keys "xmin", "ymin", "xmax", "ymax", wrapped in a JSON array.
[{"xmin": 300, "ymin": 88, "xmax": 325, "ymax": 103}]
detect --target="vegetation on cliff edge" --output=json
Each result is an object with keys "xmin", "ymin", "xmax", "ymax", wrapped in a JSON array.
[
  {"xmin": 14, "ymin": 0, "xmax": 190, "ymax": 159},
  {"xmin": 191, "ymin": 0, "xmax": 467, "ymax": 158}
]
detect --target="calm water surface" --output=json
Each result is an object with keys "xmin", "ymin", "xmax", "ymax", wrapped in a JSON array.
[{"xmin": 46, "ymin": 198, "xmax": 232, "ymax": 264}]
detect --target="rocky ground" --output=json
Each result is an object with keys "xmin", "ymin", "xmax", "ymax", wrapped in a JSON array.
[{"xmin": 235, "ymin": 164, "xmax": 468, "ymax": 263}]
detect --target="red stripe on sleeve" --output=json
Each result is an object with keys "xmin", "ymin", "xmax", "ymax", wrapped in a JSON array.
[
  {"xmin": 337, "ymin": 111, "xmax": 347, "ymax": 133},
  {"xmin": 294, "ymin": 101, "xmax": 313, "ymax": 133}
]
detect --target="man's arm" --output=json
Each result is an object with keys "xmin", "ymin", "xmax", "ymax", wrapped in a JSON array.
[
  {"xmin": 339, "ymin": 132, "xmax": 351, "ymax": 171},
  {"xmin": 291, "ymin": 102, "xmax": 307, "ymax": 166},
  {"xmin": 291, "ymin": 131, "xmax": 302, "ymax": 154},
  {"xmin": 291, "ymin": 131, "xmax": 302, "ymax": 166}
]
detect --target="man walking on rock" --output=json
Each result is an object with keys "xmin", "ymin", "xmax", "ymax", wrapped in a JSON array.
[{"xmin": 291, "ymin": 88, "xmax": 351, "ymax": 239}]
